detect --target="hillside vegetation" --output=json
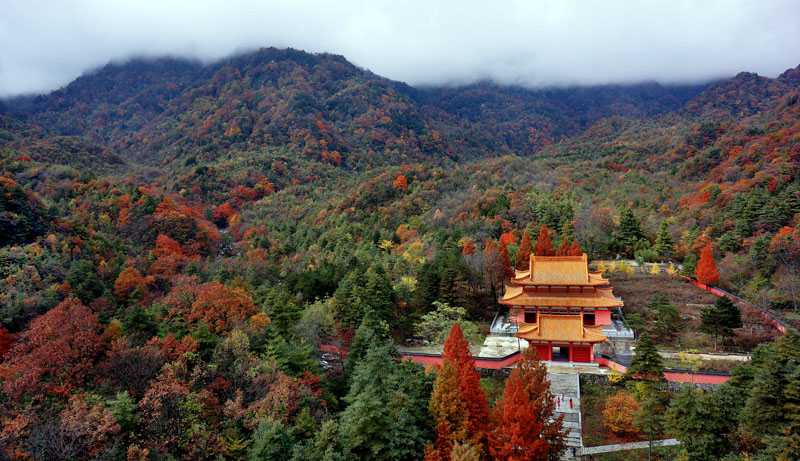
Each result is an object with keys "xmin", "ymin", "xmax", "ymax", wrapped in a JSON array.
[{"xmin": 0, "ymin": 48, "xmax": 798, "ymax": 459}]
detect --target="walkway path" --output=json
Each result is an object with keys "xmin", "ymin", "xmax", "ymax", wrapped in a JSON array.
[
  {"xmin": 548, "ymin": 372, "xmax": 583, "ymax": 450},
  {"xmin": 581, "ymin": 438, "xmax": 680, "ymax": 455}
]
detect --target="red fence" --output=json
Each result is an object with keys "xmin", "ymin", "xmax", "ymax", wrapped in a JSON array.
[{"xmin": 685, "ymin": 277, "xmax": 787, "ymax": 333}]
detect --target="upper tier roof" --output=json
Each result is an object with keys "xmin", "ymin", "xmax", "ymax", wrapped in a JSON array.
[
  {"xmin": 499, "ymin": 285, "xmax": 623, "ymax": 308},
  {"xmin": 511, "ymin": 254, "xmax": 609, "ymax": 286},
  {"xmin": 515, "ymin": 313, "xmax": 607, "ymax": 343}
]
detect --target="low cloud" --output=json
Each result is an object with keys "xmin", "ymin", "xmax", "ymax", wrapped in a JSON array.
[{"xmin": 1, "ymin": 0, "xmax": 799, "ymax": 96}]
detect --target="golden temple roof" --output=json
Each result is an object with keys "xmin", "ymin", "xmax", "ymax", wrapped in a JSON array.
[
  {"xmin": 510, "ymin": 254, "xmax": 609, "ymax": 286},
  {"xmin": 499, "ymin": 287, "xmax": 623, "ymax": 308},
  {"xmin": 516, "ymin": 314, "xmax": 607, "ymax": 343}
]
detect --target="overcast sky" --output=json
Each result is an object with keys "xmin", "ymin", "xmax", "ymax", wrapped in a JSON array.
[{"xmin": 1, "ymin": 0, "xmax": 799, "ymax": 97}]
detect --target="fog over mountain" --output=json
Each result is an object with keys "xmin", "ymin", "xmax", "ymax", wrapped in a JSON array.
[{"xmin": 2, "ymin": 0, "xmax": 799, "ymax": 96}]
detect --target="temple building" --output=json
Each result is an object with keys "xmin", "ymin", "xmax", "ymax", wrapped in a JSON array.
[{"xmin": 499, "ymin": 254, "xmax": 623, "ymax": 363}]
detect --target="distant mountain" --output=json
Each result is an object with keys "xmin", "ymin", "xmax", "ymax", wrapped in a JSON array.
[{"xmin": 3, "ymin": 47, "xmax": 718, "ymax": 169}]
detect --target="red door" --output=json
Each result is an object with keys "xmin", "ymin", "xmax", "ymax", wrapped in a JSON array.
[
  {"xmin": 572, "ymin": 345, "xmax": 591, "ymax": 363},
  {"xmin": 535, "ymin": 344, "xmax": 551, "ymax": 361}
]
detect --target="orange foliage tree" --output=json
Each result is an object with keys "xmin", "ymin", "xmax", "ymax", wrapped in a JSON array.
[
  {"xmin": 515, "ymin": 230, "xmax": 533, "ymax": 270},
  {"xmin": 497, "ymin": 238, "xmax": 514, "ymax": 283},
  {"xmin": 534, "ymin": 224, "xmax": 555, "ymax": 256},
  {"xmin": 393, "ymin": 174, "xmax": 408, "ymax": 190},
  {"xmin": 695, "ymin": 244, "xmax": 720, "ymax": 285},
  {"xmin": 569, "ymin": 239, "xmax": 583, "ymax": 256},
  {"xmin": 0, "ymin": 298, "xmax": 105, "ymax": 400},
  {"xmin": 427, "ymin": 324, "xmax": 491, "ymax": 459},
  {"xmin": 188, "ymin": 282, "xmax": 257, "ymax": 334},
  {"xmin": 602, "ymin": 390, "xmax": 642, "ymax": 434},
  {"xmin": 114, "ymin": 267, "xmax": 149, "ymax": 304},
  {"xmin": 490, "ymin": 346, "xmax": 566, "ymax": 459},
  {"xmin": 150, "ymin": 234, "xmax": 190, "ymax": 278},
  {"xmin": 555, "ymin": 236, "xmax": 570, "ymax": 256}
]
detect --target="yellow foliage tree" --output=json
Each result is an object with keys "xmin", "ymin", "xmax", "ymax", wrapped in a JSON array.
[
  {"xmin": 667, "ymin": 263, "xmax": 678, "ymax": 276},
  {"xmin": 602, "ymin": 390, "xmax": 642, "ymax": 434}
]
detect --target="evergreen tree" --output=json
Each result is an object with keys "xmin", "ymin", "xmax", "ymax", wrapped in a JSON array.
[
  {"xmin": 559, "ymin": 220, "xmax": 575, "ymax": 243},
  {"xmin": 248, "ymin": 420, "xmax": 295, "ymax": 461},
  {"xmin": 345, "ymin": 310, "xmax": 389, "ymax": 376},
  {"xmin": 263, "ymin": 286, "xmax": 301, "ymax": 337},
  {"xmin": 626, "ymin": 332, "xmax": 664, "ymax": 382},
  {"xmin": 330, "ymin": 271, "xmax": 368, "ymax": 330},
  {"xmin": 700, "ymin": 296, "xmax": 741, "ymax": 350},
  {"xmin": 647, "ymin": 295, "xmax": 681, "ymax": 345},
  {"xmin": 749, "ymin": 236, "xmax": 773, "ymax": 278},
  {"xmin": 413, "ymin": 260, "xmax": 441, "ymax": 313},
  {"xmin": 665, "ymin": 387, "xmax": 739, "ymax": 460},
  {"xmin": 338, "ymin": 344, "xmax": 434, "ymax": 460},
  {"xmin": 653, "ymin": 221, "xmax": 674, "ymax": 260},
  {"xmin": 617, "ymin": 207, "xmax": 645, "ymax": 254},
  {"xmin": 515, "ymin": 230, "xmax": 533, "ymax": 270}
]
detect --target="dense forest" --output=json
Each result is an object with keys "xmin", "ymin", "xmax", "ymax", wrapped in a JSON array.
[{"xmin": 0, "ymin": 48, "xmax": 798, "ymax": 459}]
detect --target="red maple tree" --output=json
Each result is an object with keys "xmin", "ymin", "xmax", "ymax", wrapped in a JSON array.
[
  {"xmin": 189, "ymin": 282, "xmax": 257, "ymax": 334},
  {"xmin": 534, "ymin": 224, "xmax": 555, "ymax": 256},
  {"xmin": 393, "ymin": 174, "xmax": 408, "ymax": 190},
  {"xmin": 695, "ymin": 244, "xmax": 720, "ymax": 285},
  {"xmin": 0, "ymin": 297, "xmax": 105, "ymax": 400}
]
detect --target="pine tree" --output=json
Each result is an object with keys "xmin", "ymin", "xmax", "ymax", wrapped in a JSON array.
[
  {"xmin": 647, "ymin": 295, "xmax": 681, "ymax": 346},
  {"xmin": 617, "ymin": 207, "xmax": 645, "ymax": 253},
  {"xmin": 515, "ymin": 230, "xmax": 533, "ymax": 270},
  {"xmin": 700, "ymin": 296, "xmax": 741, "ymax": 350},
  {"xmin": 695, "ymin": 244, "xmax": 720, "ymax": 285},
  {"xmin": 653, "ymin": 221, "xmax": 674, "ymax": 260},
  {"xmin": 534, "ymin": 224, "xmax": 554, "ymax": 256},
  {"xmin": 339, "ymin": 344, "xmax": 434, "ymax": 460},
  {"xmin": 626, "ymin": 332, "xmax": 664, "ymax": 382}
]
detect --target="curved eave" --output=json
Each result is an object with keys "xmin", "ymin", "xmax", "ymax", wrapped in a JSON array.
[{"xmin": 499, "ymin": 294, "xmax": 623, "ymax": 308}]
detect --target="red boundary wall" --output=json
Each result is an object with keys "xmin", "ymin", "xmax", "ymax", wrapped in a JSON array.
[
  {"xmin": 685, "ymin": 277, "xmax": 787, "ymax": 333},
  {"xmin": 593, "ymin": 356, "xmax": 730, "ymax": 384},
  {"xmin": 403, "ymin": 352, "xmax": 731, "ymax": 384}
]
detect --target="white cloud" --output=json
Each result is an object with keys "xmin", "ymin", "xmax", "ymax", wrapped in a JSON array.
[{"xmin": 1, "ymin": 0, "xmax": 798, "ymax": 96}]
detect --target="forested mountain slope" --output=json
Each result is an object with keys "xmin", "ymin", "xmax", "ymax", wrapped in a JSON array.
[{"xmin": 0, "ymin": 48, "xmax": 798, "ymax": 459}]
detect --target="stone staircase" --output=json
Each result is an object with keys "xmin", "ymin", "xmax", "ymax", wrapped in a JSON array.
[{"xmin": 547, "ymin": 372, "xmax": 583, "ymax": 457}]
